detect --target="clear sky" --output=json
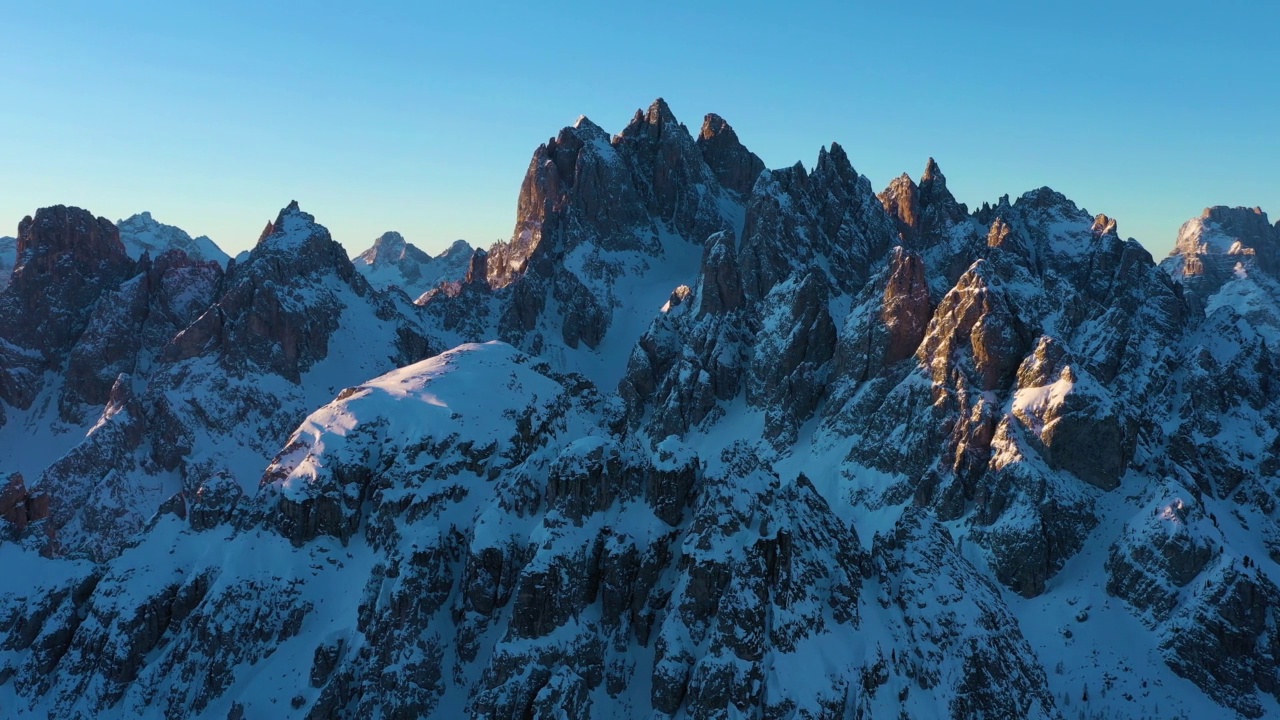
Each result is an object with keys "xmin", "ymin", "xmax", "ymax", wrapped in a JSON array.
[{"xmin": 1, "ymin": 1, "xmax": 1276, "ymax": 258}]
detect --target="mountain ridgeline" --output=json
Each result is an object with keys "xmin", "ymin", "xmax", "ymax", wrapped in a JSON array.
[{"xmin": 2, "ymin": 99, "xmax": 1280, "ymax": 719}]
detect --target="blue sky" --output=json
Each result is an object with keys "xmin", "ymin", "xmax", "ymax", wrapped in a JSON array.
[{"xmin": 0, "ymin": 1, "xmax": 1275, "ymax": 257}]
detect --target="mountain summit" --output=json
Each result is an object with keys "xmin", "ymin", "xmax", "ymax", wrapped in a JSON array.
[
  {"xmin": 117, "ymin": 211, "xmax": 230, "ymax": 266},
  {"xmin": 352, "ymin": 231, "xmax": 473, "ymax": 299}
]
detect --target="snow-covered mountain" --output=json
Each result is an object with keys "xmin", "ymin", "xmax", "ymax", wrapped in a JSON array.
[
  {"xmin": 117, "ymin": 211, "xmax": 230, "ymax": 266},
  {"xmin": 0, "ymin": 235, "xmax": 14, "ymax": 289},
  {"xmin": 3, "ymin": 99, "xmax": 1280, "ymax": 719},
  {"xmin": 352, "ymin": 232, "xmax": 472, "ymax": 299}
]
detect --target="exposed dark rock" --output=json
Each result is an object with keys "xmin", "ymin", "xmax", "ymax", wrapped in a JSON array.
[{"xmin": 696, "ymin": 113, "xmax": 765, "ymax": 196}]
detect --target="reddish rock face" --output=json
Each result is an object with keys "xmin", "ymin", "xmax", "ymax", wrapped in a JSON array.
[
  {"xmin": 918, "ymin": 261, "xmax": 1027, "ymax": 392},
  {"xmin": 463, "ymin": 248, "xmax": 488, "ymax": 286},
  {"xmin": 0, "ymin": 472, "xmax": 28, "ymax": 531},
  {"xmin": 0, "ymin": 206, "xmax": 141, "ymax": 418},
  {"xmin": 878, "ymin": 158, "xmax": 969, "ymax": 252},
  {"xmin": 1, "ymin": 206, "xmax": 135, "ymax": 361},
  {"xmin": 881, "ymin": 247, "xmax": 931, "ymax": 366},
  {"xmin": 880, "ymin": 173, "xmax": 921, "ymax": 242},
  {"xmin": 15, "ymin": 206, "xmax": 127, "ymax": 277},
  {"xmin": 0, "ymin": 472, "xmax": 50, "ymax": 537},
  {"xmin": 1169, "ymin": 206, "xmax": 1280, "ymax": 299}
]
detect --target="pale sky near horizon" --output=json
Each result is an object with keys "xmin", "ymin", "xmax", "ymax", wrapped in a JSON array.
[{"xmin": 0, "ymin": 1, "xmax": 1275, "ymax": 259}]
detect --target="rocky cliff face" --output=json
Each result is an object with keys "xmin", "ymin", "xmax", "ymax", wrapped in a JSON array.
[
  {"xmin": 3, "ymin": 101, "xmax": 1280, "ymax": 720},
  {"xmin": 0, "ymin": 206, "xmax": 135, "ymax": 365},
  {"xmin": 423, "ymin": 99, "xmax": 756, "ymax": 389}
]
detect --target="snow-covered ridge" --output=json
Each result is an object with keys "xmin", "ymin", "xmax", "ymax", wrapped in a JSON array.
[
  {"xmin": 352, "ymin": 232, "xmax": 472, "ymax": 298},
  {"xmin": 268, "ymin": 341, "xmax": 572, "ymax": 502},
  {"xmin": 117, "ymin": 211, "xmax": 229, "ymax": 266}
]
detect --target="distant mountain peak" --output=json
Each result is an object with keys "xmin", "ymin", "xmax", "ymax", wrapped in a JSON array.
[
  {"xmin": 353, "ymin": 230, "xmax": 472, "ymax": 297},
  {"xmin": 257, "ymin": 201, "xmax": 325, "ymax": 251},
  {"xmin": 117, "ymin": 211, "xmax": 229, "ymax": 266},
  {"xmin": 368, "ymin": 230, "xmax": 408, "ymax": 256}
]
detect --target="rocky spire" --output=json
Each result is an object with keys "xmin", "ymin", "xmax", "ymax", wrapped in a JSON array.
[
  {"xmin": 496, "ymin": 113, "xmax": 650, "ymax": 289},
  {"xmin": 464, "ymin": 248, "xmax": 489, "ymax": 286},
  {"xmin": 256, "ymin": 220, "xmax": 275, "ymax": 245},
  {"xmin": 879, "ymin": 173, "xmax": 921, "ymax": 242},
  {"xmin": 696, "ymin": 113, "xmax": 764, "ymax": 196},
  {"xmin": 878, "ymin": 158, "xmax": 967, "ymax": 250},
  {"xmin": 918, "ymin": 157, "xmax": 957, "ymax": 213},
  {"xmin": 613, "ymin": 97, "xmax": 732, "ymax": 245},
  {"xmin": 250, "ymin": 201, "xmax": 356, "ymax": 278},
  {"xmin": 620, "ymin": 97, "xmax": 681, "ymax": 142}
]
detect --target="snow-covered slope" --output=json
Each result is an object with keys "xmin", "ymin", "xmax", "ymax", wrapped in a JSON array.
[
  {"xmin": 352, "ymin": 232, "xmax": 472, "ymax": 299},
  {"xmin": 117, "ymin": 212, "xmax": 230, "ymax": 266},
  {"xmin": 0, "ymin": 201, "xmax": 437, "ymax": 564},
  {"xmin": 4, "ymin": 101, "xmax": 1280, "ymax": 720}
]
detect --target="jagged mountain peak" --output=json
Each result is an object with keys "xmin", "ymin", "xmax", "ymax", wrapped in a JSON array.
[
  {"xmin": 573, "ymin": 115, "xmax": 619, "ymax": 142},
  {"xmin": 15, "ymin": 205, "xmax": 128, "ymax": 265},
  {"xmin": 646, "ymin": 96, "xmax": 677, "ymax": 126},
  {"xmin": 878, "ymin": 158, "xmax": 967, "ymax": 250},
  {"xmin": 922, "ymin": 156, "xmax": 943, "ymax": 182},
  {"xmin": 441, "ymin": 238, "xmax": 471, "ymax": 256},
  {"xmin": 814, "ymin": 141, "xmax": 858, "ymax": 181},
  {"xmin": 917, "ymin": 157, "xmax": 964, "ymax": 213},
  {"xmin": 618, "ymin": 97, "xmax": 686, "ymax": 144},
  {"xmin": 245, "ymin": 201, "xmax": 356, "ymax": 278},
  {"xmin": 354, "ymin": 231, "xmax": 472, "ymax": 297},
  {"xmin": 1091, "ymin": 213, "xmax": 1119, "ymax": 238},
  {"xmin": 260, "ymin": 200, "xmax": 319, "ymax": 247},
  {"xmin": 372, "ymin": 229, "xmax": 405, "ymax": 247},
  {"xmin": 117, "ymin": 211, "xmax": 229, "ymax": 266},
  {"xmin": 357, "ymin": 231, "xmax": 413, "ymax": 263},
  {"xmin": 0, "ymin": 205, "xmax": 135, "ymax": 366},
  {"xmin": 697, "ymin": 112, "xmax": 764, "ymax": 196},
  {"xmin": 1015, "ymin": 185, "xmax": 1076, "ymax": 212},
  {"xmin": 698, "ymin": 111, "xmax": 733, "ymax": 139}
]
